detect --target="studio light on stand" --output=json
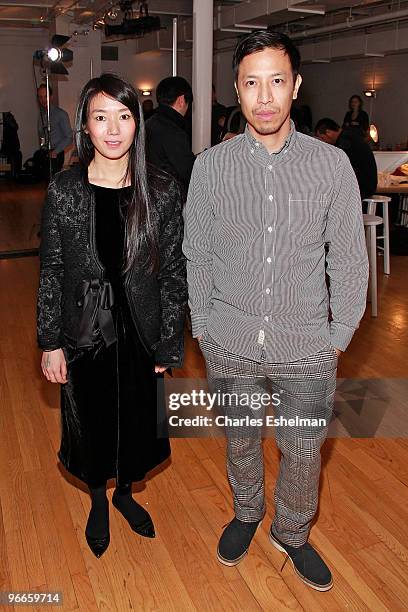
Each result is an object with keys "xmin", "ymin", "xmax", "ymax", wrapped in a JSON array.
[{"xmin": 33, "ymin": 35, "xmax": 73, "ymax": 179}]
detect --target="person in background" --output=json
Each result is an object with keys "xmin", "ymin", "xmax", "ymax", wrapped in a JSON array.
[
  {"xmin": 342, "ymin": 95, "xmax": 369, "ymax": 137},
  {"xmin": 219, "ymin": 105, "xmax": 246, "ymax": 142},
  {"xmin": 145, "ymin": 76, "xmax": 195, "ymax": 198},
  {"xmin": 37, "ymin": 83, "xmax": 72, "ymax": 174},
  {"xmin": 0, "ymin": 111, "xmax": 22, "ymax": 177},
  {"xmin": 300, "ymin": 104, "xmax": 313, "ymax": 134},
  {"xmin": 142, "ymin": 98, "xmax": 155, "ymax": 121},
  {"xmin": 211, "ymin": 84, "xmax": 227, "ymax": 146},
  {"xmin": 292, "ymin": 104, "xmax": 313, "ymax": 135},
  {"xmin": 184, "ymin": 30, "xmax": 368, "ymax": 591},
  {"xmin": 37, "ymin": 73, "xmax": 186, "ymax": 559},
  {"xmin": 315, "ymin": 117, "xmax": 377, "ymax": 200}
]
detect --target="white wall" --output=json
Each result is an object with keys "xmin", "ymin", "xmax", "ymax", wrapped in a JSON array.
[
  {"xmin": 214, "ymin": 50, "xmax": 237, "ymax": 107},
  {"xmin": 0, "ymin": 29, "xmax": 48, "ymax": 161},
  {"xmin": 102, "ymin": 41, "xmax": 192, "ymax": 105},
  {"xmin": 298, "ymin": 53, "xmax": 408, "ymax": 148}
]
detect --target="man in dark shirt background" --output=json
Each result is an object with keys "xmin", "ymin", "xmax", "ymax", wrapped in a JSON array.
[
  {"xmin": 145, "ymin": 76, "xmax": 195, "ymax": 197},
  {"xmin": 211, "ymin": 84, "xmax": 227, "ymax": 146},
  {"xmin": 315, "ymin": 118, "xmax": 377, "ymax": 200}
]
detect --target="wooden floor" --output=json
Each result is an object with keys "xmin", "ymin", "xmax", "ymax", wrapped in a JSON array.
[
  {"xmin": 1, "ymin": 185, "xmax": 408, "ymax": 610},
  {"xmin": 0, "ymin": 180, "xmax": 45, "ymax": 253}
]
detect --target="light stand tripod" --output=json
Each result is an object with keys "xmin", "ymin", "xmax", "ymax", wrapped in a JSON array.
[{"xmin": 43, "ymin": 69, "xmax": 53, "ymax": 181}]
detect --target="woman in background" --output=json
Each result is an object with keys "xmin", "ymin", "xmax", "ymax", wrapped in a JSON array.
[
  {"xmin": 343, "ymin": 94, "xmax": 369, "ymax": 136},
  {"xmin": 37, "ymin": 74, "xmax": 186, "ymax": 557}
]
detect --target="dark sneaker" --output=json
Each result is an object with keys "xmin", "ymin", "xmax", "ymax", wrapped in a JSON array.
[
  {"xmin": 217, "ymin": 517, "xmax": 262, "ymax": 566},
  {"xmin": 269, "ymin": 530, "xmax": 333, "ymax": 591}
]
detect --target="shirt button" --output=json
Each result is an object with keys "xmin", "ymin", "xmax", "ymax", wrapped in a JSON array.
[
  {"xmin": 268, "ymin": 165, "xmax": 272, "ymax": 171},
  {"xmin": 251, "ymin": 148, "xmax": 254, "ymax": 154},
  {"xmin": 268, "ymin": 195, "xmax": 273, "ymax": 201},
  {"xmin": 266, "ymin": 288, "xmax": 271, "ymax": 294},
  {"xmin": 267, "ymin": 226, "xmax": 272, "ymax": 232},
  {"xmin": 264, "ymin": 315, "xmax": 269, "ymax": 322},
  {"xmin": 255, "ymin": 142, "xmax": 260, "ymax": 147},
  {"xmin": 267, "ymin": 257, "xmax": 272, "ymax": 263}
]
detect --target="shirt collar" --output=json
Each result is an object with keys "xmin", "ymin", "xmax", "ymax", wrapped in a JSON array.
[{"xmin": 244, "ymin": 119, "xmax": 297, "ymax": 161}]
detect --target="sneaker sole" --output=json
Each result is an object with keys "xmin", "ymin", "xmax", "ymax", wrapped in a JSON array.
[
  {"xmin": 216, "ymin": 548, "xmax": 248, "ymax": 567},
  {"xmin": 269, "ymin": 532, "xmax": 333, "ymax": 592},
  {"xmin": 216, "ymin": 520, "xmax": 263, "ymax": 567}
]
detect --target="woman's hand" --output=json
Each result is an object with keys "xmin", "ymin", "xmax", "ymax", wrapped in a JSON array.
[
  {"xmin": 155, "ymin": 365, "xmax": 167, "ymax": 374},
  {"xmin": 41, "ymin": 349, "xmax": 67, "ymax": 384}
]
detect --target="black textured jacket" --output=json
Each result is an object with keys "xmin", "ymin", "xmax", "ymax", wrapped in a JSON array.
[{"xmin": 37, "ymin": 165, "xmax": 187, "ymax": 367}]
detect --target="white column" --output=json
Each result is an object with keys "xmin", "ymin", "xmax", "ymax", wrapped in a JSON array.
[
  {"xmin": 192, "ymin": 0, "xmax": 213, "ymax": 154},
  {"xmin": 172, "ymin": 17, "xmax": 178, "ymax": 76}
]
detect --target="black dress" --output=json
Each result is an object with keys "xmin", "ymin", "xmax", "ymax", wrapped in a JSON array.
[
  {"xmin": 342, "ymin": 110, "xmax": 369, "ymax": 134},
  {"xmin": 58, "ymin": 185, "xmax": 170, "ymax": 487}
]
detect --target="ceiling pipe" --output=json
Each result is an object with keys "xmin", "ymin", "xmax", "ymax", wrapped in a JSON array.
[{"xmin": 290, "ymin": 7, "xmax": 408, "ymax": 40}]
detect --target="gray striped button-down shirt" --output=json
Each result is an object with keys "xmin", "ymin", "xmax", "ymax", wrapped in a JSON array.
[{"xmin": 183, "ymin": 122, "xmax": 369, "ymax": 362}]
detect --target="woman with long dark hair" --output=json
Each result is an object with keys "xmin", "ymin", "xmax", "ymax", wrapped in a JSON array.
[
  {"xmin": 342, "ymin": 94, "xmax": 369, "ymax": 135},
  {"xmin": 37, "ymin": 74, "xmax": 186, "ymax": 557}
]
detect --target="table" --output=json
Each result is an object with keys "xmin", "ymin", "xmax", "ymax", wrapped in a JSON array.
[{"xmin": 377, "ymin": 184, "xmax": 408, "ymax": 195}]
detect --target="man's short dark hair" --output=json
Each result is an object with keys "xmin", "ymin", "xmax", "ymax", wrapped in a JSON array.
[
  {"xmin": 38, "ymin": 83, "xmax": 53, "ymax": 96},
  {"xmin": 156, "ymin": 76, "xmax": 193, "ymax": 106},
  {"xmin": 315, "ymin": 118, "xmax": 340, "ymax": 134},
  {"xmin": 232, "ymin": 30, "xmax": 301, "ymax": 82}
]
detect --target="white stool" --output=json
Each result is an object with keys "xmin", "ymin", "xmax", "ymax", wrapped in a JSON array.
[
  {"xmin": 363, "ymin": 214, "xmax": 383, "ymax": 317},
  {"xmin": 363, "ymin": 195, "xmax": 391, "ymax": 275}
]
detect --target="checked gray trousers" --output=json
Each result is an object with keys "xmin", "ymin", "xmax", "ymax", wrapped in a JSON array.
[{"xmin": 199, "ymin": 332, "xmax": 338, "ymax": 547}]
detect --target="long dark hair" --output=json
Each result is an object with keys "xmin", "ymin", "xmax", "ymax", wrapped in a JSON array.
[
  {"xmin": 348, "ymin": 95, "xmax": 363, "ymax": 111},
  {"xmin": 75, "ymin": 73, "xmax": 158, "ymax": 274}
]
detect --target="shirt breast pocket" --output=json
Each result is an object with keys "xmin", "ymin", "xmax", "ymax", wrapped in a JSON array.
[{"xmin": 288, "ymin": 194, "xmax": 326, "ymax": 243}]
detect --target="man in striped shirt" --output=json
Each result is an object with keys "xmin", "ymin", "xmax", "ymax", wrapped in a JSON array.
[{"xmin": 183, "ymin": 31, "xmax": 368, "ymax": 591}]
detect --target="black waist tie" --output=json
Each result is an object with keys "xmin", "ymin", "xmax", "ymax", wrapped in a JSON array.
[{"xmin": 76, "ymin": 279, "xmax": 117, "ymax": 349}]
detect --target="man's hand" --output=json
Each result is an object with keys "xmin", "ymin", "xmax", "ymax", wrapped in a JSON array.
[
  {"xmin": 155, "ymin": 365, "xmax": 167, "ymax": 374},
  {"xmin": 41, "ymin": 349, "xmax": 67, "ymax": 383}
]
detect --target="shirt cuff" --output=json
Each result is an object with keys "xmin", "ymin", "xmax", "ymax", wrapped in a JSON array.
[
  {"xmin": 190, "ymin": 312, "xmax": 208, "ymax": 338},
  {"xmin": 329, "ymin": 321, "xmax": 357, "ymax": 352}
]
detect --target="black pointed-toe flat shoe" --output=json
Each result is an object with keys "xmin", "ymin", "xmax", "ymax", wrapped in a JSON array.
[
  {"xmin": 130, "ymin": 518, "xmax": 155, "ymax": 539},
  {"xmin": 112, "ymin": 493, "xmax": 156, "ymax": 539},
  {"xmin": 85, "ymin": 532, "xmax": 110, "ymax": 558}
]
